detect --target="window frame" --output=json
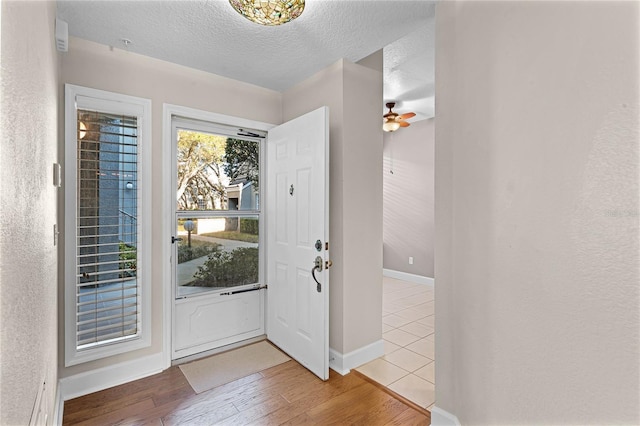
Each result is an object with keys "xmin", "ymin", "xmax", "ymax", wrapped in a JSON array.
[{"xmin": 64, "ymin": 84, "xmax": 152, "ymax": 366}]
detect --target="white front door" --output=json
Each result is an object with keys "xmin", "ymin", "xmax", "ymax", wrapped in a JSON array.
[{"xmin": 266, "ymin": 107, "xmax": 330, "ymax": 380}]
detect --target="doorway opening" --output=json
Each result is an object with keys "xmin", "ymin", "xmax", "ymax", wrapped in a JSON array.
[
  {"xmin": 170, "ymin": 116, "xmax": 266, "ymax": 360},
  {"xmin": 163, "ymin": 105, "xmax": 331, "ymax": 381}
]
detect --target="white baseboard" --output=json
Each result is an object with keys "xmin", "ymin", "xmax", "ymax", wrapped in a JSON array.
[
  {"xmin": 53, "ymin": 381, "xmax": 64, "ymax": 426},
  {"xmin": 60, "ymin": 352, "xmax": 164, "ymax": 401},
  {"xmin": 383, "ymin": 269, "xmax": 434, "ymax": 286},
  {"xmin": 430, "ymin": 406, "xmax": 461, "ymax": 426},
  {"xmin": 329, "ymin": 339, "xmax": 384, "ymax": 376},
  {"xmin": 329, "ymin": 348, "xmax": 349, "ymax": 375}
]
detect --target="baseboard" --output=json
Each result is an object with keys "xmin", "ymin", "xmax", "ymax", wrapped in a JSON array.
[
  {"xmin": 53, "ymin": 381, "xmax": 64, "ymax": 426},
  {"xmin": 60, "ymin": 352, "xmax": 164, "ymax": 401},
  {"xmin": 383, "ymin": 269, "xmax": 434, "ymax": 286},
  {"xmin": 329, "ymin": 339, "xmax": 384, "ymax": 376},
  {"xmin": 329, "ymin": 348, "xmax": 349, "ymax": 375},
  {"xmin": 430, "ymin": 406, "xmax": 461, "ymax": 426}
]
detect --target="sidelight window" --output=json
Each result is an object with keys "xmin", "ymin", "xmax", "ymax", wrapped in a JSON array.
[{"xmin": 64, "ymin": 85, "xmax": 151, "ymax": 366}]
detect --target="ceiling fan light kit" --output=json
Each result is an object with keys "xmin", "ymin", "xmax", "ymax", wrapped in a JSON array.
[
  {"xmin": 229, "ymin": 0, "xmax": 305, "ymax": 26},
  {"xmin": 383, "ymin": 120, "xmax": 401, "ymax": 132},
  {"xmin": 383, "ymin": 102, "xmax": 415, "ymax": 132}
]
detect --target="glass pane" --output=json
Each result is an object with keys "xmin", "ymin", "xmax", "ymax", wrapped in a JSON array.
[
  {"xmin": 176, "ymin": 216, "xmax": 259, "ymax": 298},
  {"xmin": 176, "ymin": 129, "xmax": 259, "ymax": 211}
]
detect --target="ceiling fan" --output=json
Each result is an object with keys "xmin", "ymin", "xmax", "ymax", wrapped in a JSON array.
[{"xmin": 383, "ymin": 102, "xmax": 416, "ymax": 132}]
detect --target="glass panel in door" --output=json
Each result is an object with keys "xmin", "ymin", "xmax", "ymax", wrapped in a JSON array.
[
  {"xmin": 177, "ymin": 129, "xmax": 259, "ymax": 211},
  {"xmin": 175, "ymin": 127, "xmax": 261, "ymax": 299},
  {"xmin": 175, "ymin": 216, "xmax": 259, "ymax": 298}
]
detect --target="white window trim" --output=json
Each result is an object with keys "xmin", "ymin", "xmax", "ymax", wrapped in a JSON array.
[{"xmin": 64, "ymin": 84, "xmax": 152, "ymax": 366}]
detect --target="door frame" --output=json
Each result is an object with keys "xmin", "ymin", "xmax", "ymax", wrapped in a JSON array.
[{"xmin": 161, "ymin": 104, "xmax": 274, "ymax": 368}]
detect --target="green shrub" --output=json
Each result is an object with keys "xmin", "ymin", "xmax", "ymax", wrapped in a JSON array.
[
  {"xmin": 119, "ymin": 242, "xmax": 137, "ymax": 278},
  {"xmin": 239, "ymin": 218, "xmax": 259, "ymax": 235},
  {"xmin": 191, "ymin": 247, "xmax": 258, "ymax": 288},
  {"xmin": 178, "ymin": 242, "xmax": 219, "ymax": 263}
]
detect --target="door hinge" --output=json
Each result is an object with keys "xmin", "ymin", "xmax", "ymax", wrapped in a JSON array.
[{"xmin": 325, "ymin": 241, "xmax": 329, "ymax": 250}]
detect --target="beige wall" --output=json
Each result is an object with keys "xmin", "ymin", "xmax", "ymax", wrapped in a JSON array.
[
  {"xmin": 435, "ymin": 1, "xmax": 639, "ymax": 424},
  {"xmin": 383, "ymin": 118, "xmax": 434, "ymax": 277},
  {"xmin": 59, "ymin": 37, "xmax": 282, "ymax": 378},
  {"xmin": 283, "ymin": 60, "xmax": 346, "ymax": 352},
  {"xmin": 342, "ymin": 61, "xmax": 383, "ymax": 353},
  {"xmin": 0, "ymin": 1, "xmax": 59, "ymax": 424},
  {"xmin": 283, "ymin": 59, "xmax": 383, "ymax": 355},
  {"xmin": 58, "ymin": 37, "xmax": 383, "ymax": 379}
]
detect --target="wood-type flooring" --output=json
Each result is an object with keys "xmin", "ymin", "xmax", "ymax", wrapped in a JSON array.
[{"xmin": 63, "ymin": 359, "xmax": 431, "ymax": 425}]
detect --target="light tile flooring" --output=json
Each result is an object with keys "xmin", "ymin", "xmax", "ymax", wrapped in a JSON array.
[{"xmin": 356, "ymin": 276, "xmax": 435, "ymax": 410}]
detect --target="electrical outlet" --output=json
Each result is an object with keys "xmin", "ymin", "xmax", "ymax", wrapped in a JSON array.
[{"xmin": 409, "ymin": 257, "xmax": 414, "ymax": 265}]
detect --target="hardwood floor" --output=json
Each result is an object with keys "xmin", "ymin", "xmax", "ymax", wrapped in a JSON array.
[{"xmin": 63, "ymin": 360, "xmax": 431, "ymax": 425}]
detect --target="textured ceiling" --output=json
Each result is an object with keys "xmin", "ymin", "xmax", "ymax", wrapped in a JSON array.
[
  {"xmin": 384, "ymin": 21, "xmax": 435, "ymax": 121},
  {"xmin": 57, "ymin": 0, "xmax": 435, "ymax": 118}
]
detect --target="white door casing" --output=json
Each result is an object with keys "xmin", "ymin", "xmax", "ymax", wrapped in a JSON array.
[{"xmin": 266, "ymin": 107, "xmax": 330, "ymax": 380}]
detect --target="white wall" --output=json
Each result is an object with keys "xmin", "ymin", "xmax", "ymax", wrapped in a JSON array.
[
  {"xmin": 0, "ymin": 1, "xmax": 59, "ymax": 424},
  {"xmin": 435, "ymin": 1, "xmax": 639, "ymax": 424},
  {"xmin": 383, "ymin": 118, "xmax": 434, "ymax": 277},
  {"xmin": 283, "ymin": 58, "xmax": 384, "ymax": 357},
  {"xmin": 59, "ymin": 37, "xmax": 282, "ymax": 379}
]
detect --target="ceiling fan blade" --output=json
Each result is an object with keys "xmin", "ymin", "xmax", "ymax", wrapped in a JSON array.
[
  {"xmin": 399, "ymin": 121, "xmax": 410, "ymax": 127},
  {"xmin": 399, "ymin": 112, "xmax": 416, "ymax": 120}
]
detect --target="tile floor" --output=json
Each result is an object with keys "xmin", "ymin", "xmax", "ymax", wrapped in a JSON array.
[{"xmin": 356, "ymin": 276, "xmax": 435, "ymax": 410}]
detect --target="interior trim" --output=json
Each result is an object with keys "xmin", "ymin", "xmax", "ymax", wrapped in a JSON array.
[
  {"xmin": 430, "ymin": 406, "xmax": 461, "ymax": 426},
  {"xmin": 383, "ymin": 268, "xmax": 434, "ymax": 286},
  {"xmin": 53, "ymin": 381, "xmax": 64, "ymax": 426},
  {"xmin": 329, "ymin": 339, "xmax": 384, "ymax": 375},
  {"xmin": 59, "ymin": 352, "xmax": 164, "ymax": 401},
  {"xmin": 161, "ymin": 104, "xmax": 275, "ymax": 369}
]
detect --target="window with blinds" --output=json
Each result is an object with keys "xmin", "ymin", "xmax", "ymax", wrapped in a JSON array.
[
  {"xmin": 76, "ymin": 109, "xmax": 139, "ymax": 348},
  {"xmin": 65, "ymin": 84, "xmax": 151, "ymax": 366}
]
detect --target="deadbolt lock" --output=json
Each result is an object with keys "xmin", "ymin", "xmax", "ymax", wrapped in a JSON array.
[{"xmin": 313, "ymin": 256, "xmax": 323, "ymax": 271}]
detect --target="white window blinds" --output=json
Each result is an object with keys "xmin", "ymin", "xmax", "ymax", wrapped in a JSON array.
[{"xmin": 76, "ymin": 109, "xmax": 139, "ymax": 348}]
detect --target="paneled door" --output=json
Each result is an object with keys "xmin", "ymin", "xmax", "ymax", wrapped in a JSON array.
[{"xmin": 266, "ymin": 107, "xmax": 330, "ymax": 380}]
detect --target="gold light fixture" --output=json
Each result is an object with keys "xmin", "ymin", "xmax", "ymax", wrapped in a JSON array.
[{"xmin": 229, "ymin": 0, "xmax": 305, "ymax": 26}]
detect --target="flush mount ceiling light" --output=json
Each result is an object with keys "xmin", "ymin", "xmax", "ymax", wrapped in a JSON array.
[{"xmin": 229, "ymin": 0, "xmax": 305, "ymax": 26}]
